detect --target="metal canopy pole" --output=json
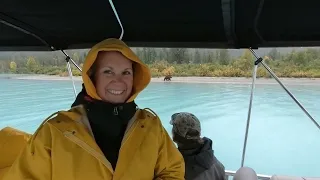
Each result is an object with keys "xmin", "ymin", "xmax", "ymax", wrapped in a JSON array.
[
  {"xmin": 240, "ymin": 55, "xmax": 263, "ymax": 167},
  {"xmin": 66, "ymin": 60, "xmax": 77, "ymax": 98},
  {"xmin": 108, "ymin": 0, "xmax": 124, "ymax": 40},
  {"xmin": 249, "ymin": 49, "xmax": 320, "ymax": 130},
  {"xmin": 61, "ymin": 50, "xmax": 82, "ymax": 72},
  {"xmin": 241, "ymin": 48, "xmax": 319, "ymax": 168},
  {"xmin": 61, "ymin": 50, "xmax": 80, "ymax": 98}
]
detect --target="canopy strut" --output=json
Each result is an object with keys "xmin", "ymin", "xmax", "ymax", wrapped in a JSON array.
[
  {"xmin": 241, "ymin": 49, "xmax": 320, "ymax": 167},
  {"xmin": 61, "ymin": 50, "xmax": 82, "ymax": 72},
  {"xmin": 108, "ymin": 0, "xmax": 124, "ymax": 40},
  {"xmin": 249, "ymin": 49, "xmax": 320, "ymax": 130},
  {"xmin": 61, "ymin": 50, "xmax": 82, "ymax": 98},
  {"xmin": 0, "ymin": 16, "xmax": 54, "ymax": 51},
  {"xmin": 66, "ymin": 60, "xmax": 77, "ymax": 98},
  {"xmin": 240, "ymin": 55, "xmax": 260, "ymax": 167}
]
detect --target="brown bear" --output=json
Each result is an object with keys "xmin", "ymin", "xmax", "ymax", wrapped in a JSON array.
[{"xmin": 164, "ymin": 75, "xmax": 172, "ymax": 81}]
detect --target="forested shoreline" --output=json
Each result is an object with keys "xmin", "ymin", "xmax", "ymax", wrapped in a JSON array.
[{"xmin": 1, "ymin": 48, "xmax": 319, "ymax": 78}]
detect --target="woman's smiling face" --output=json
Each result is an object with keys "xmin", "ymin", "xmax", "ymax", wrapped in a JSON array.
[{"xmin": 93, "ymin": 51, "xmax": 133, "ymax": 103}]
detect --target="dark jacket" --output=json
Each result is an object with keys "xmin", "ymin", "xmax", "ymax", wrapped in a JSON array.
[
  {"xmin": 71, "ymin": 84, "xmax": 137, "ymax": 169},
  {"xmin": 179, "ymin": 137, "xmax": 226, "ymax": 180}
]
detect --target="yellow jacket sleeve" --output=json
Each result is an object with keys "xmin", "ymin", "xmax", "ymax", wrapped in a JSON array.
[
  {"xmin": 2, "ymin": 124, "xmax": 52, "ymax": 180},
  {"xmin": 154, "ymin": 125, "xmax": 185, "ymax": 180},
  {"xmin": 0, "ymin": 127, "xmax": 31, "ymax": 179}
]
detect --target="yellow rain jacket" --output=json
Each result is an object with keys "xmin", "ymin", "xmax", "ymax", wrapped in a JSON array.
[
  {"xmin": 0, "ymin": 127, "xmax": 31, "ymax": 179},
  {"xmin": 2, "ymin": 38, "xmax": 185, "ymax": 180}
]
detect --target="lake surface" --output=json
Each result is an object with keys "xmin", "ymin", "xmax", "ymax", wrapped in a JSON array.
[{"xmin": 0, "ymin": 78, "xmax": 319, "ymax": 177}]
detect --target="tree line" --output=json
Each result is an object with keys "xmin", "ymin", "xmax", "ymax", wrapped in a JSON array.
[{"xmin": 0, "ymin": 48, "xmax": 319, "ymax": 78}]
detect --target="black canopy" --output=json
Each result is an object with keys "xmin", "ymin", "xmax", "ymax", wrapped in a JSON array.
[{"xmin": 1, "ymin": 0, "xmax": 320, "ymax": 51}]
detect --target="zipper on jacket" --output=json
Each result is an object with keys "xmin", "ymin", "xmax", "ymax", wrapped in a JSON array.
[{"xmin": 114, "ymin": 107, "xmax": 118, "ymax": 115}]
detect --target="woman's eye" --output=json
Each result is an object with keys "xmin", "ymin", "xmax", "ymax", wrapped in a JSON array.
[
  {"xmin": 103, "ymin": 70, "xmax": 113, "ymax": 74},
  {"xmin": 123, "ymin": 71, "xmax": 132, "ymax": 75}
]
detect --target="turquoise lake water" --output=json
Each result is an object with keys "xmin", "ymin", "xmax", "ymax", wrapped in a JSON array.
[{"xmin": 0, "ymin": 77, "xmax": 319, "ymax": 177}]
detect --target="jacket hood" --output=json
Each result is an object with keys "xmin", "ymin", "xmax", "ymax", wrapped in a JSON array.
[
  {"xmin": 179, "ymin": 137, "xmax": 215, "ymax": 169},
  {"xmin": 181, "ymin": 137, "xmax": 225, "ymax": 180},
  {"xmin": 82, "ymin": 38, "xmax": 151, "ymax": 102}
]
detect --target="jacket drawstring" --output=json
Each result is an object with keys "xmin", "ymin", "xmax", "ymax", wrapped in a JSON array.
[{"xmin": 143, "ymin": 108, "xmax": 159, "ymax": 119}]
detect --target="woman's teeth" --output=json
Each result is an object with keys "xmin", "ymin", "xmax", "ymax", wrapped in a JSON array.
[{"xmin": 107, "ymin": 89, "xmax": 125, "ymax": 95}]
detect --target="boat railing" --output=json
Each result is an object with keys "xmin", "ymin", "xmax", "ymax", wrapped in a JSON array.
[{"xmin": 225, "ymin": 170, "xmax": 271, "ymax": 180}]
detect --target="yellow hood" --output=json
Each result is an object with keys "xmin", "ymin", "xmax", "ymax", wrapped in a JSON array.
[{"xmin": 82, "ymin": 38, "xmax": 151, "ymax": 102}]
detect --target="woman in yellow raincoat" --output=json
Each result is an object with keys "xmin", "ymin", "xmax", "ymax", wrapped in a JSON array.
[{"xmin": 2, "ymin": 38, "xmax": 185, "ymax": 180}]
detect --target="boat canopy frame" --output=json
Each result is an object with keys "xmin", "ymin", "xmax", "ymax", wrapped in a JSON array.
[{"xmin": 2, "ymin": 0, "xmax": 320, "ymax": 50}]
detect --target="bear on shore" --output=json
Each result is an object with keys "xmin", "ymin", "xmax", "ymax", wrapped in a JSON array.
[{"xmin": 164, "ymin": 75, "xmax": 172, "ymax": 81}]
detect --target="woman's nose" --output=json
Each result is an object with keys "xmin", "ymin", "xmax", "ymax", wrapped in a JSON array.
[{"xmin": 112, "ymin": 74, "xmax": 124, "ymax": 82}]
